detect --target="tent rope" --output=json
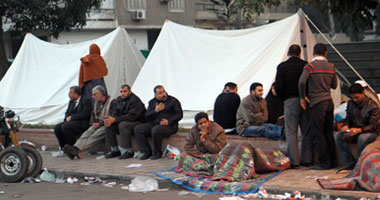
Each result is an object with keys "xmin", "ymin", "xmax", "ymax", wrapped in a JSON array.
[{"xmin": 303, "ymin": 13, "xmax": 376, "ymax": 92}]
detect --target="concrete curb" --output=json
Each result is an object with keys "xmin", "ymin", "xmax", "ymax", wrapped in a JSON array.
[{"xmin": 48, "ymin": 170, "xmax": 377, "ymax": 199}]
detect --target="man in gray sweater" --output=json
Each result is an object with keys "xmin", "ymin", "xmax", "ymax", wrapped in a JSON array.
[{"xmin": 298, "ymin": 43, "xmax": 338, "ymax": 170}]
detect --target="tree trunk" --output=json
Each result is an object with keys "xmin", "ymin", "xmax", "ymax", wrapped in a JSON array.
[{"xmin": 0, "ymin": 22, "xmax": 10, "ymax": 79}]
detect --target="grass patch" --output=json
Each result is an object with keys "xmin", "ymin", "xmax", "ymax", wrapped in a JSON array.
[{"xmin": 20, "ymin": 124, "xmax": 55, "ymax": 129}]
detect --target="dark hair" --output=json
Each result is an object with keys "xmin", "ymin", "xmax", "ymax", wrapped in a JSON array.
[
  {"xmin": 121, "ymin": 84, "xmax": 131, "ymax": 90},
  {"xmin": 288, "ymin": 44, "xmax": 301, "ymax": 56},
  {"xmin": 194, "ymin": 112, "xmax": 209, "ymax": 124},
  {"xmin": 313, "ymin": 43, "xmax": 327, "ymax": 56},
  {"xmin": 349, "ymin": 83, "xmax": 364, "ymax": 94},
  {"xmin": 250, "ymin": 82, "xmax": 263, "ymax": 92},
  {"xmin": 70, "ymin": 86, "xmax": 81, "ymax": 95},
  {"xmin": 224, "ymin": 82, "xmax": 237, "ymax": 90},
  {"xmin": 154, "ymin": 85, "xmax": 164, "ymax": 93}
]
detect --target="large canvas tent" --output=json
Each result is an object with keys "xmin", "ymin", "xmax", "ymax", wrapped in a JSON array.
[
  {"xmin": 132, "ymin": 10, "xmax": 341, "ymax": 126},
  {"xmin": 0, "ymin": 27, "xmax": 145, "ymax": 124}
]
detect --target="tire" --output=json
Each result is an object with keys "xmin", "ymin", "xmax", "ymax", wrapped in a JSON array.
[
  {"xmin": 21, "ymin": 146, "xmax": 43, "ymax": 178},
  {"xmin": 0, "ymin": 147, "xmax": 28, "ymax": 182}
]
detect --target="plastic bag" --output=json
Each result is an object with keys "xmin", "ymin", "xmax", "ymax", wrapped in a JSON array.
[
  {"xmin": 128, "ymin": 176, "xmax": 158, "ymax": 192},
  {"xmin": 162, "ymin": 144, "xmax": 181, "ymax": 160},
  {"xmin": 39, "ymin": 168, "xmax": 55, "ymax": 182}
]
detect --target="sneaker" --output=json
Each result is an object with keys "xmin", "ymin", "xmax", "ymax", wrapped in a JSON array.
[
  {"xmin": 104, "ymin": 151, "xmax": 121, "ymax": 159},
  {"xmin": 119, "ymin": 151, "xmax": 134, "ymax": 159}
]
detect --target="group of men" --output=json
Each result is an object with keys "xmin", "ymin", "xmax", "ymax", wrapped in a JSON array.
[{"xmin": 54, "ymin": 85, "xmax": 183, "ymax": 160}]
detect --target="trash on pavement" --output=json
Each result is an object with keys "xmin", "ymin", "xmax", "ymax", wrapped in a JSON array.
[
  {"xmin": 96, "ymin": 155, "xmax": 105, "ymax": 160},
  {"xmin": 121, "ymin": 185, "xmax": 129, "ymax": 190},
  {"xmin": 126, "ymin": 164, "xmax": 142, "ymax": 168},
  {"xmin": 128, "ymin": 176, "xmax": 158, "ymax": 192},
  {"xmin": 102, "ymin": 181, "xmax": 116, "ymax": 188},
  {"xmin": 40, "ymin": 145, "xmax": 47, "ymax": 151},
  {"xmin": 21, "ymin": 177, "xmax": 37, "ymax": 183},
  {"xmin": 219, "ymin": 197, "xmax": 245, "ymax": 200},
  {"xmin": 67, "ymin": 177, "xmax": 78, "ymax": 184},
  {"xmin": 51, "ymin": 150, "xmax": 64, "ymax": 157},
  {"xmin": 305, "ymin": 175, "xmax": 329, "ymax": 180},
  {"xmin": 178, "ymin": 191, "xmax": 190, "ymax": 196},
  {"xmin": 162, "ymin": 144, "xmax": 181, "ymax": 160},
  {"xmin": 0, "ymin": 184, "xmax": 8, "ymax": 187},
  {"xmin": 0, "ymin": 191, "xmax": 4, "ymax": 194},
  {"xmin": 156, "ymin": 188, "xmax": 170, "ymax": 192},
  {"xmin": 40, "ymin": 168, "xmax": 55, "ymax": 182}
]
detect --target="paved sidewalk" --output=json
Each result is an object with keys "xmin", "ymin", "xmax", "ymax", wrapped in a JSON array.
[{"xmin": 41, "ymin": 151, "xmax": 380, "ymax": 199}]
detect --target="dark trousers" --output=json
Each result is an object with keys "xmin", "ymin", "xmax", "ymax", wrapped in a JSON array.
[
  {"xmin": 54, "ymin": 121, "xmax": 88, "ymax": 149},
  {"xmin": 134, "ymin": 123, "xmax": 177, "ymax": 154},
  {"xmin": 300, "ymin": 107, "xmax": 313, "ymax": 165},
  {"xmin": 105, "ymin": 121, "xmax": 142, "ymax": 149},
  {"xmin": 310, "ymin": 99, "xmax": 337, "ymax": 168}
]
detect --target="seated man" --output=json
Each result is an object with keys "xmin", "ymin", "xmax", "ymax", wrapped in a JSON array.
[
  {"xmin": 54, "ymin": 86, "xmax": 92, "ymax": 150},
  {"xmin": 213, "ymin": 82, "xmax": 241, "ymax": 134},
  {"xmin": 236, "ymin": 82, "xmax": 283, "ymax": 140},
  {"xmin": 334, "ymin": 83, "xmax": 380, "ymax": 170},
  {"xmin": 185, "ymin": 112, "xmax": 226, "ymax": 155},
  {"xmin": 103, "ymin": 84, "xmax": 146, "ymax": 159},
  {"xmin": 63, "ymin": 86, "xmax": 112, "ymax": 159},
  {"xmin": 135, "ymin": 85, "xmax": 183, "ymax": 160}
]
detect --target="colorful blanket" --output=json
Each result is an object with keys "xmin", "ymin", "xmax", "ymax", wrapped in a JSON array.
[
  {"xmin": 152, "ymin": 142, "xmax": 290, "ymax": 194},
  {"xmin": 318, "ymin": 151, "xmax": 380, "ymax": 192}
]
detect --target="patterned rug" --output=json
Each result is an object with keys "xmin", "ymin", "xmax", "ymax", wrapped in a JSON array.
[{"xmin": 152, "ymin": 166, "xmax": 282, "ymax": 194}]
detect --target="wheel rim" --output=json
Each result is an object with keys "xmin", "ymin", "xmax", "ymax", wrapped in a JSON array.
[
  {"xmin": 1, "ymin": 153, "xmax": 22, "ymax": 176},
  {"xmin": 26, "ymin": 154, "xmax": 35, "ymax": 172}
]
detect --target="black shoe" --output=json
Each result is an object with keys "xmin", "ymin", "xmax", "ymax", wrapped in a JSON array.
[
  {"xmin": 300, "ymin": 163, "xmax": 311, "ymax": 167},
  {"xmin": 149, "ymin": 153, "xmax": 162, "ymax": 160},
  {"xmin": 138, "ymin": 152, "xmax": 152, "ymax": 160},
  {"xmin": 290, "ymin": 164, "xmax": 300, "ymax": 169},
  {"xmin": 308, "ymin": 165, "xmax": 330, "ymax": 170},
  {"xmin": 105, "ymin": 151, "xmax": 121, "ymax": 159},
  {"xmin": 66, "ymin": 145, "xmax": 80, "ymax": 159},
  {"xmin": 336, "ymin": 163, "xmax": 355, "ymax": 173},
  {"xmin": 63, "ymin": 145, "xmax": 74, "ymax": 160},
  {"xmin": 119, "ymin": 151, "xmax": 134, "ymax": 159}
]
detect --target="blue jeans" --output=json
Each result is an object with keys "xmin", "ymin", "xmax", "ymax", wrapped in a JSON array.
[
  {"xmin": 241, "ymin": 123, "xmax": 283, "ymax": 140},
  {"xmin": 334, "ymin": 131, "xmax": 378, "ymax": 165}
]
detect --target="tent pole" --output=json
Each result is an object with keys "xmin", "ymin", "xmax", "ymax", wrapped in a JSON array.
[{"xmin": 303, "ymin": 13, "xmax": 376, "ymax": 93}]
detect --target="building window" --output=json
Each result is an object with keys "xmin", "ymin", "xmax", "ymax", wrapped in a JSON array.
[
  {"xmin": 128, "ymin": 0, "xmax": 146, "ymax": 10},
  {"xmin": 168, "ymin": 0, "xmax": 185, "ymax": 12}
]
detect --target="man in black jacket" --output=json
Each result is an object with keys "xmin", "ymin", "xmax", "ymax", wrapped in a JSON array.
[
  {"xmin": 274, "ymin": 44, "xmax": 310, "ymax": 168},
  {"xmin": 213, "ymin": 82, "xmax": 240, "ymax": 134},
  {"xmin": 54, "ymin": 86, "xmax": 92, "ymax": 149},
  {"xmin": 335, "ymin": 83, "xmax": 380, "ymax": 171},
  {"xmin": 135, "ymin": 85, "xmax": 183, "ymax": 160},
  {"xmin": 103, "ymin": 84, "xmax": 146, "ymax": 159}
]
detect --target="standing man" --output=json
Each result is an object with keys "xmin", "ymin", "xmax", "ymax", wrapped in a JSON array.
[
  {"xmin": 134, "ymin": 85, "xmax": 183, "ymax": 160},
  {"xmin": 299, "ymin": 43, "xmax": 338, "ymax": 170},
  {"xmin": 213, "ymin": 82, "xmax": 241, "ymax": 134},
  {"xmin": 236, "ymin": 82, "xmax": 283, "ymax": 140},
  {"xmin": 103, "ymin": 84, "xmax": 146, "ymax": 159},
  {"xmin": 334, "ymin": 83, "xmax": 380, "ymax": 171},
  {"xmin": 274, "ymin": 44, "xmax": 310, "ymax": 168},
  {"xmin": 54, "ymin": 86, "xmax": 92, "ymax": 150},
  {"xmin": 63, "ymin": 85, "xmax": 113, "ymax": 159}
]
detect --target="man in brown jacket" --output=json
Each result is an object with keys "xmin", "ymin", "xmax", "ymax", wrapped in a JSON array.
[
  {"xmin": 236, "ymin": 83, "xmax": 283, "ymax": 140},
  {"xmin": 184, "ymin": 112, "xmax": 226, "ymax": 155}
]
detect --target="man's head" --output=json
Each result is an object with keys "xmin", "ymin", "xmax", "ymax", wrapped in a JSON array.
[
  {"xmin": 154, "ymin": 85, "xmax": 168, "ymax": 101},
  {"xmin": 92, "ymin": 85, "xmax": 107, "ymax": 102},
  {"xmin": 69, "ymin": 86, "xmax": 81, "ymax": 101},
  {"xmin": 313, "ymin": 43, "xmax": 327, "ymax": 57},
  {"xmin": 120, "ymin": 84, "xmax": 132, "ymax": 99},
  {"xmin": 195, "ymin": 112, "xmax": 210, "ymax": 131},
  {"xmin": 250, "ymin": 82, "xmax": 263, "ymax": 99},
  {"xmin": 288, "ymin": 44, "xmax": 301, "ymax": 58},
  {"xmin": 223, "ymin": 82, "xmax": 238, "ymax": 93},
  {"xmin": 349, "ymin": 83, "xmax": 365, "ymax": 105}
]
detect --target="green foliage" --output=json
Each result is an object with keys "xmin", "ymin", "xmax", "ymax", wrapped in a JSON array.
[
  {"xmin": 0, "ymin": 0, "xmax": 104, "ymax": 38},
  {"xmin": 288, "ymin": 0, "xmax": 380, "ymax": 41}
]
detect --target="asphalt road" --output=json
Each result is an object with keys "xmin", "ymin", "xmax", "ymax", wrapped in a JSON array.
[{"xmin": 0, "ymin": 182, "xmax": 224, "ymax": 200}]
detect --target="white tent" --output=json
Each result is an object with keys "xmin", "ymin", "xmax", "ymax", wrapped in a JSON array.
[
  {"xmin": 132, "ymin": 10, "xmax": 341, "ymax": 127},
  {"xmin": 0, "ymin": 27, "xmax": 145, "ymax": 124}
]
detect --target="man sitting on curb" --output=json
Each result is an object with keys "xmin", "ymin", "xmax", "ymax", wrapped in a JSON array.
[
  {"xmin": 104, "ymin": 84, "xmax": 146, "ymax": 159},
  {"xmin": 335, "ymin": 83, "xmax": 380, "ymax": 171},
  {"xmin": 184, "ymin": 112, "xmax": 226, "ymax": 155},
  {"xmin": 236, "ymin": 82, "xmax": 283, "ymax": 140},
  {"xmin": 64, "ymin": 85, "xmax": 112, "ymax": 159},
  {"xmin": 135, "ymin": 85, "xmax": 183, "ymax": 160}
]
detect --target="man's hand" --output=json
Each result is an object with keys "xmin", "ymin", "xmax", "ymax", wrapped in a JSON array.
[
  {"xmin": 340, "ymin": 125, "xmax": 349, "ymax": 132},
  {"xmin": 200, "ymin": 128, "xmax": 208, "ymax": 142},
  {"xmin": 347, "ymin": 128, "xmax": 362, "ymax": 136},
  {"xmin": 277, "ymin": 115, "xmax": 284, "ymax": 120},
  {"xmin": 104, "ymin": 116, "xmax": 116, "ymax": 127},
  {"xmin": 243, "ymin": 122, "xmax": 249, "ymax": 127},
  {"xmin": 160, "ymin": 118, "xmax": 169, "ymax": 126},
  {"xmin": 300, "ymin": 97, "xmax": 310, "ymax": 110},
  {"xmin": 92, "ymin": 123, "xmax": 100, "ymax": 129},
  {"xmin": 66, "ymin": 116, "xmax": 71, "ymax": 122},
  {"xmin": 155, "ymin": 103, "xmax": 165, "ymax": 113}
]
